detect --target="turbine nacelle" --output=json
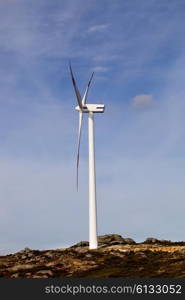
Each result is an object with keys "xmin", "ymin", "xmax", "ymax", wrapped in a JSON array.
[{"xmin": 75, "ymin": 104, "xmax": 105, "ymax": 113}]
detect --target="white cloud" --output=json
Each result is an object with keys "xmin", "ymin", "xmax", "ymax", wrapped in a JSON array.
[
  {"xmin": 132, "ymin": 94, "xmax": 154, "ymax": 109},
  {"xmin": 91, "ymin": 66, "xmax": 109, "ymax": 73},
  {"xmin": 87, "ymin": 24, "xmax": 109, "ymax": 33}
]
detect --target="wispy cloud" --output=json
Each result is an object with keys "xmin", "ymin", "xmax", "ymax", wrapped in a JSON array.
[
  {"xmin": 87, "ymin": 23, "xmax": 110, "ymax": 33},
  {"xmin": 91, "ymin": 66, "xmax": 109, "ymax": 73}
]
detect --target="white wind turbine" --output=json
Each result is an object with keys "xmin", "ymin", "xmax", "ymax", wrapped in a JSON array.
[{"xmin": 69, "ymin": 64, "xmax": 105, "ymax": 249}]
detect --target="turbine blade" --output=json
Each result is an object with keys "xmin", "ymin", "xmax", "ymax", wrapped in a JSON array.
[
  {"xmin": 69, "ymin": 63, "xmax": 83, "ymax": 110},
  {"xmin": 82, "ymin": 72, "xmax": 94, "ymax": 105},
  {"xmin": 76, "ymin": 111, "xmax": 83, "ymax": 190}
]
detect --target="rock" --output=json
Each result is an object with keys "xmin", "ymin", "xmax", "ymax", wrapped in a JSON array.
[
  {"xmin": 21, "ymin": 255, "xmax": 27, "ymax": 260},
  {"xmin": 124, "ymin": 238, "xmax": 136, "ymax": 245},
  {"xmin": 36, "ymin": 270, "xmax": 53, "ymax": 277},
  {"xmin": 98, "ymin": 244, "xmax": 108, "ymax": 248},
  {"xmin": 143, "ymin": 238, "xmax": 160, "ymax": 244},
  {"xmin": 159, "ymin": 240, "xmax": 172, "ymax": 245},
  {"xmin": 7, "ymin": 264, "xmax": 34, "ymax": 272},
  {"xmin": 143, "ymin": 238, "xmax": 174, "ymax": 245},
  {"xmin": 98, "ymin": 234, "xmax": 126, "ymax": 245},
  {"xmin": 32, "ymin": 275, "xmax": 44, "ymax": 278},
  {"xmin": 109, "ymin": 241, "xmax": 125, "ymax": 246},
  {"xmin": 134, "ymin": 252, "xmax": 147, "ymax": 259},
  {"xmin": 11, "ymin": 273, "xmax": 19, "ymax": 278},
  {"xmin": 74, "ymin": 247, "xmax": 89, "ymax": 254},
  {"xmin": 85, "ymin": 254, "xmax": 93, "ymax": 258},
  {"xmin": 18, "ymin": 247, "xmax": 33, "ymax": 254},
  {"xmin": 72, "ymin": 241, "xmax": 89, "ymax": 247},
  {"xmin": 45, "ymin": 252, "xmax": 54, "ymax": 258},
  {"xmin": 177, "ymin": 250, "xmax": 185, "ymax": 254},
  {"xmin": 72, "ymin": 235, "xmax": 135, "ymax": 248},
  {"xmin": 119, "ymin": 249, "xmax": 131, "ymax": 253},
  {"xmin": 27, "ymin": 253, "xmax": 34, "ymax": 258},
  {"xmin": 46, "ymin": 261, "xmax": 58, "ymax": 267}
]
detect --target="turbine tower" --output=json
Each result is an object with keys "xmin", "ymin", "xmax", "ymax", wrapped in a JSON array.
[{"xmin": 69, "ymin": 64, "xmax": 105, "ymax": 249}]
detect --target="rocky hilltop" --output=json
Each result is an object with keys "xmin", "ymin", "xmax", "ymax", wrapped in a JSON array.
[{"xmin": 1, "ymin": 234, "xmax": 185, "ymax": 278}]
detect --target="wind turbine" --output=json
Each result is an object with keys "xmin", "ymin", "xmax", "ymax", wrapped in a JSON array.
[{"xmin": 69, "ymin": 64, "xmax": 105, "ymax": 249}]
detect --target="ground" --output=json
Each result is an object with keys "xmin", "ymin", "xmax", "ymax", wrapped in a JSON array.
[{"xmin": 1, "ymin": 235, "xmax": 185, "ymax": 278}]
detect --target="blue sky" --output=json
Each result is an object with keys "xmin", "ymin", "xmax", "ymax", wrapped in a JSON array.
[{"xmin": 1, "ymin": 0, "xmax": 185, "ymax": 254}]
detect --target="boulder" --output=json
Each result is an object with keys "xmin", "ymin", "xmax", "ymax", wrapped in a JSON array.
[
  {"xmin": 143, "ymin": 238, "xmax": 174, "ymax": 245},
  {"xmin": 124, "ymin": 238, "xmax": 136, "ymax": 245},
  {"xmin": 159, "ymin": 240, "xmax": 172, "ymax": 245},
  {"xmin": 71, "ymin": 241, "xmax": 89, "ymax": 248},
  {"xmin": 143, "ymin": 238, "xmax": 160, "ymax": 244},
  {"xmin": 18, "ymin": 247, "xmax": 33, "ymax": 254},
  {"xmin": 98, "ymin": 234, "xmax": 126, "ymax": 246},
  {"xmin": 72, "ymin": 234, "xmax": 136, "ymax": 248}
]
